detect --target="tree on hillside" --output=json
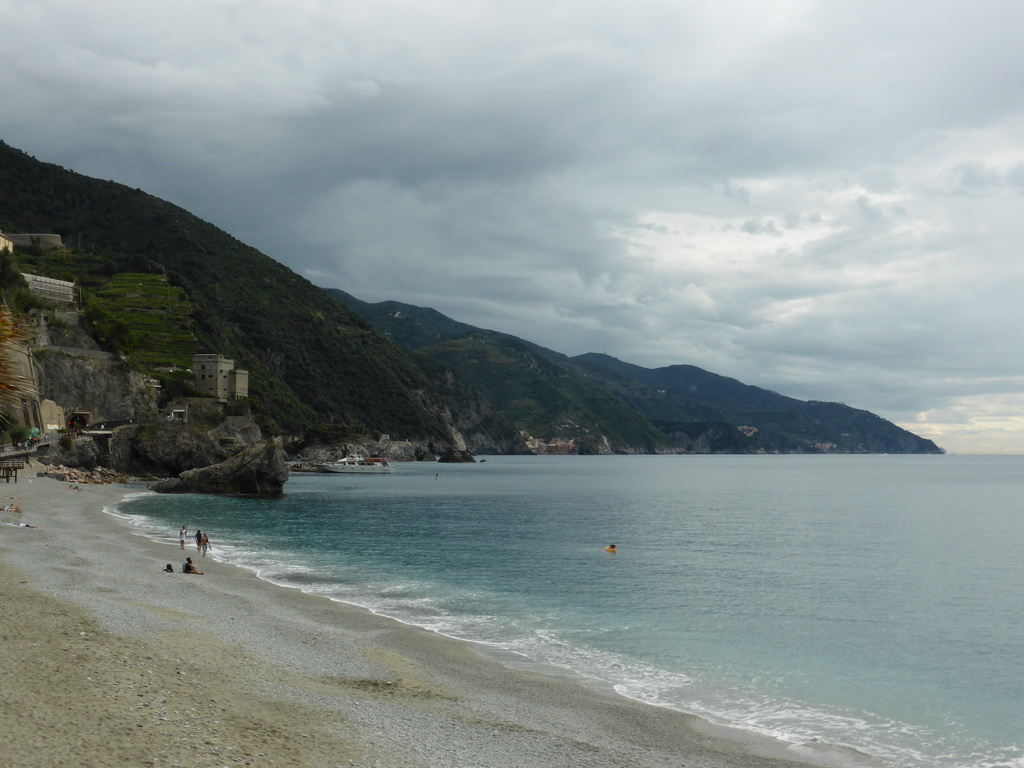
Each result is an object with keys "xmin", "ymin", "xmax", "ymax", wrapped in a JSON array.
[{"xmin": 0, "ymin": 251, "xmax": 26, "ymax": 290}]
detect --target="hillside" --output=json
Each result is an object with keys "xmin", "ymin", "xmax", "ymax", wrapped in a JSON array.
[
  {"xmin": 423, "ymin": 332, "xmax": 672, "ymax": 453},
  {"xmin": 324, "ymin": 289, "xmax": 677, "ymax": 452},
  {"xmin": 0, "ymin": 142, "xmax": 461, "ymax": 444},
  {"xmin": 328, "ymin": 293, "xmax": 942, "ymax": 454},
  {"xmin": 570, "ymin": 354, "xmax": 942, "ymax": 454},
  {"xmin": 324, "ymin": 289, "xmax": 478, "ymax": 350}
]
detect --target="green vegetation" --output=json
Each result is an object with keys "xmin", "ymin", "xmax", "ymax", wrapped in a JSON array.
[
  {"xmin": 86, "ymin": 272, "xmax": 196, "ymax": 367},
  {"xmin": 0, "ymin": 250, "xmax": 50, "ymax": 314},
  {"xmin": 5, "ymin": 422, "xmax": 30, "ymax": 443},
  {"xmin": 330, "ymin": 294, "xmax": 943, "ymax": 454},
  {"xmin": 0, "ymin": 141, "xmax": 456, "ymax": 441},
  {"xmin": 570, "ymin": 353, "xmax": 942, "ymax": 454},
  {"xmin": 422, "ymin": 332, "xmax": 671, "ymax": 451},
  {"xmin": 9, "ymin": 242, "xmax": 197, "ymax": 367},
  {"xmin": 154, "ymin": 369, "xmax": 201, "ymax": 406}
]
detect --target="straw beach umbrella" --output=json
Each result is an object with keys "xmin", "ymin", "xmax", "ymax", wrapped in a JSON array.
[{"xmin": 0, "ymin": 306, "xmax": 34, "ymax": 424}]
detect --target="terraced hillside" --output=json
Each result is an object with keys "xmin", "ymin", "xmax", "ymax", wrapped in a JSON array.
[
  {"xmin": 10, "ymin": 242, "xmax": 198, "ymax": 371},
  {"xmin": 88, "ymin": 272, "xmax": 196, "ymax": 370}
]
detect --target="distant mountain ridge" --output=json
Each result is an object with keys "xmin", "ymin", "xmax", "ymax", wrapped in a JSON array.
[
  {"xmin": 569, "ymin": 353, "xmax": 940, "ymax": 454},
  {"xmin": 325, "ymin": 289, "xmax": 479, "ymax": 349},
  {"xmin": 326, "ymin": 288, "xmax": 675, "ymax": 453},
  {"xmin": 326, "ymin": 290, "xmax": 943, "ymax": 455}
]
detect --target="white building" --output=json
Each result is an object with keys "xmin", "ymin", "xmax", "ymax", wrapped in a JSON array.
[{"xmin": 21, "ymin": 273, "xmax": 79, "ymax": 308}]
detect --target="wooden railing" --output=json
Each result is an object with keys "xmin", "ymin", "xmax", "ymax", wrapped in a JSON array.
[{"xmin": 0, "ymin": 459, "xmax": 25, "ymax": 483}]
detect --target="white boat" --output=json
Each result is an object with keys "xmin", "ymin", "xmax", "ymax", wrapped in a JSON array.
[{"xmin": 316, "ymin": 455, "xmax": 394, "ymax": 474}]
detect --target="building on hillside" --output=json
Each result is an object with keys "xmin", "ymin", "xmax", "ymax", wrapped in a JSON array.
[
  {"xmin": 1, "ymin": 233, "xmax": 64, "ymax": 251},
  {"xmin": 21, "ymin": 273, "xmax": 80, "ymax": 308},
  {"xmin": 165, "ymin": 397, "xmax": 226, "ymax": 424},
  {"xmin": 39, "ymin": 399, "xmax": 65, "ymax": 434},
  {"xmin": 0, "ymin": 232, "xmax": 12, "ymax": 254},
  {"xmin": 192, "ymin": 354, "xmax": 249, "ymax": 402}
]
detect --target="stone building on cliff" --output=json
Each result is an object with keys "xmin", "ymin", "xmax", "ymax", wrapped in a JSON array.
[{"xmin": 192, "ymin": 353, "xmax": 249, "ymax": 402}]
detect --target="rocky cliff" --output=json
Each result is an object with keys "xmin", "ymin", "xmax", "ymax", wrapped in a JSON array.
[
  {"xmin": 27, "ymin": 310, "xmax": 156, "ymax": 423},
  {"xmin": 107, "ymin": 417, "xmax": 267, "ymax": 477},
  {"xmin": 150, "ymin": 438, "xmax": 288, "ymax": 496}
]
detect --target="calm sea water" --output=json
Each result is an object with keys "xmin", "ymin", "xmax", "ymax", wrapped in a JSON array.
[{"xmin": 115, "ymin": 455, "xmax": 1024, "ymax": 768}]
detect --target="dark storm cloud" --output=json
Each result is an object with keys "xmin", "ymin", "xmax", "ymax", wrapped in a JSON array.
[{"xmin": 4, "ymin": 0, "xmax": 1024, "ymax": 450}]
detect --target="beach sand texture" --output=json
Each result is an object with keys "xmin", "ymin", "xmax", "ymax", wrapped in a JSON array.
[{"xmin": 0, "ymin": 460, "xmax": 824, "ymax": 768}]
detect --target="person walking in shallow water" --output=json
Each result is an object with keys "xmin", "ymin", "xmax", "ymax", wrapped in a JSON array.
[
  {"xmin": 195, "ymin": 529, "xmax": 203, "ymax": 552},
  {"xmin": 179, "ymin": 525, "xmax": 187, "ymax": 550},
  {"xmin": 201, "ymin": 532, "xmax": 211, "ymax": 557}
]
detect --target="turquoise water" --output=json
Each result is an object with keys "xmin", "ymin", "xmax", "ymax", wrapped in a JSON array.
[{"xmin": 117, "ymin": 455, "xmax": 1024, "ymax": 768}]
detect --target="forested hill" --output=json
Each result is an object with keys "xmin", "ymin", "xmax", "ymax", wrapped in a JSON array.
[
  {"xmin": 324, "ymin": 288, "xmax": 675, "ymax": 453},
  {"xmin": 0, "ymin": 141, "xmax": 455, "ymax": 442},
  {"xmin": 569, "ymin": 353, "xmax": 943, "ymax": 454},
  {"xmin": 328, "ymin": 292, "xmax": 943, "ymax": 455}
]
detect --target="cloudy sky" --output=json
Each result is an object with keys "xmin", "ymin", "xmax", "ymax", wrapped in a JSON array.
[{"xmin": 3, "ymin": 0, "xmax": 1024, "ymax": 453}]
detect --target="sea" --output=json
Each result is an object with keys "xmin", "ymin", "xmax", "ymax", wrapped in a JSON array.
[{"xmin": 112, "ymin": 454, "xmax": 1024, "ymax": 768}]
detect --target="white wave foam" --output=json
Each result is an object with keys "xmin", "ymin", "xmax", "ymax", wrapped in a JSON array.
[{"xmin": 109, "ymin": 490, "xmax": 1019, "ymax": 768}]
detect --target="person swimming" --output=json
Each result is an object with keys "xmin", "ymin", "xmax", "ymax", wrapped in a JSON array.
[{"xmin": 604, "ymin": 544, "xmax": 617, "ymax": 553}]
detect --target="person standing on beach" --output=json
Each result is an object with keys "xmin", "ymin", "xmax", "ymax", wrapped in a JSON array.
[
  {"xmin": 179, "ymin": 525, "xmax": 187, "ymax": 550},
  {"xmin": 195, "ymin": 529, "xmax": 203, "ymax": 552},
  {"xmin": 201, "ymin": 532, "xmax": 211, "ymax": 557}
]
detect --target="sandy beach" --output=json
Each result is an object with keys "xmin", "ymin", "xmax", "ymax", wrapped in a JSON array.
[{"xmin": 0, "ymin": 459, "xmax": 834, "ymax": 768}]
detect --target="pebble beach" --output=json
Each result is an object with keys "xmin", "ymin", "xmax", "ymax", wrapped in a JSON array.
[{"xmin": 0, "ymin": 459, "xmax": 829, "ymax": 768}]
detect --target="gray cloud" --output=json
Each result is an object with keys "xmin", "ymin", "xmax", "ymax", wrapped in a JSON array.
[{"xmin": 4, "ymin": 0, "xmax": 1024, "ymax": 451}]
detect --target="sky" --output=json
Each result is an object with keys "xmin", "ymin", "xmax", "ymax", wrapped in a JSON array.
[{"xmin": 2, "ymin": 0, "xmax": 1024, "ymax": 453}]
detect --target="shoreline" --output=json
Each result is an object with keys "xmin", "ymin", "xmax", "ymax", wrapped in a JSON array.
[{"xmin": 1, "ymin": 460, "xmax": 851, "ymax": 768}]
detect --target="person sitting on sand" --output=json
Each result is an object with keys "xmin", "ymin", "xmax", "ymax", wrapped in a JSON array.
[{"xmin": 182, "ymin": 557, "xmax": 203, "ymax": 575}]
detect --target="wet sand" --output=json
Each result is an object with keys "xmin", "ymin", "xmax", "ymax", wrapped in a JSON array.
[{"xmin": 0, "ymin": 460, "xmax": 834, "ymax": 768}]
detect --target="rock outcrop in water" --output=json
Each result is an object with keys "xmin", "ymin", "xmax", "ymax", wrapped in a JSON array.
[
  {"xmin": 437, "ymin": 447, "xmax": 476, "ymax": 463},
  {"xmin": 151, "ymin": 438, "xmax": 288, "ymax": 496}
]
